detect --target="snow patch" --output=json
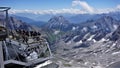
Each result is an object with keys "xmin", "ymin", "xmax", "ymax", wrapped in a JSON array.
[
  {"xmin": 112, "ymin": 43, "xmax": 116, "ymax": 47},
  {"xmin": 34, "ymin": 60, "xmax": 52, "ymax": 68},
  {"xmin": 112, "ymin": 51, "xmax": 120, "ymax": 55},
  {"xmin": 82, "ymin": 27, "xmax": 87, "ymax": 32},
  {"xmin": 72, "ymin": 27, "xmax": 76, "ymax": 30},
  {"xmin": 66, "ymin": 40, "xmax": 72, "ymax": 45},
  {"xmin": 93, "ymin": 25, "xmax": 97, "ymax": 29},
  {"xmin": 92, "ymin": 39, "xmax": 96, "ymax": 43},
  {"xmin": 106, "ymin": 39, "xmax": 109, "ymax": 41},
  {"xmin": 84, "ymin": 62, "xmax": 89, "ymax": 65},
  {"xmin": 73, "ymin": 36, "xmax": 78, "ymax": 40},
  {"xmin": 66, "ymin": 36, "xmax": 78, "ymax": 45},
  {"xmin": 76, "ymin": 40, "xmax": 82, "ymax": 45},
  {"xmin": 113, "ymin": 24, "xmax": 118, "ymax": 30},
  {"xmin": 93, "ymin": 66, "xmax": 104, "ymax": 68},
  {"xmin": 69, "ymin": 60, "xmax": 74, "ymax": 64},
  {"xmin": 87, "ymin": 35, "xmax": 94, "ymax": 41},
  {"xmin": 54, "ymin": 30, "xmax": 60, "ymax": 35},
  {"xmin": 99, "ymin": 38, "xmax": 106, "ymax": 42}
]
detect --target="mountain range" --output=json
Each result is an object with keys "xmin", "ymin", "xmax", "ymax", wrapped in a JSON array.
[
  {"xmin": 50, "ymin": 15, "xmax": 120, "ymax": 67},
  {"xmin": 0, "ymin": 16, "xmax": 41, "ymax": 32},
  {"xmin": 3, "ymin": 11, "xmax": 120, "ymax": 68},
  {"xmin": 11, "ymin": 11, "xmax": 120, "ymax": 24}
]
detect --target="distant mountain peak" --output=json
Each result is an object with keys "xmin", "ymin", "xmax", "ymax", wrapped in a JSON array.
[
  {"xmin": 45, "ymin": 15, "xmax": 73, "ymax": 31},
  {"xmin": 100, "ymin": 16, "xmax": 114, "ymax": 21},
  {"xmin": 54, "ymin": 15, "xmax": 64, "ymax": 19},
  {"xmin": 48, "ymin": 15, "xmax": 69, "ymax": 24}
]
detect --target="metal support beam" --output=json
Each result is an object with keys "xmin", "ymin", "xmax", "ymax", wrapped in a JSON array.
[
  {"xmin": 46, "ymin": 42, "xmax": 53, "ymax": 57},
  {"xmin": 0, "ymin": 42, "xmax": 4, "ymax": 68},
  {"xmin": 5, "ymin": 10, "xmax": 9, "ymax": 37},
  {"xmin": 0, "ymin": 7, "xmax": 10, "ymax": 37},
  {"xmin": 0, "ymin": 7, "xmax": 11, "ymax": 68}
]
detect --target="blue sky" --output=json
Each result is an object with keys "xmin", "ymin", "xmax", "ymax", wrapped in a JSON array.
[
  {"xmin": 0, "ymin": 0, "xmax": 72, "ymax": 10},
  {"xmin": 0, "ymin": 0, "xmax": 120, "ymax": 14}
]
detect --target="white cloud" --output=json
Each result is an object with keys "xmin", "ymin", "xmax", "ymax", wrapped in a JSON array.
[
  {"xmin": 117, "ymin": 5, "xmax": 120, "ymax": 9},
  {"xmin": 72, "ymin": 0, "xmax": 94, "ymax": 13},
  {"xmin": 9, "ymin": 8, "xmax": 87, "ymax": 15},
  {"xmin": 9, "ymin": 7, "xmax": 120, "ymax": 15},
  {"xmin": 95, "ymin": 5, "xmax": 120, "ymax": 14},
  {"xmin": 95, "ymin": 8, "xmax": 115, "ymax": 14},
  {"xmin": 9, "ymin": 0, "xmax": 94, "ymax": 14},
  {"xmin": 9, "ymin": 0, "xmax": 120, "ymax": 15}
]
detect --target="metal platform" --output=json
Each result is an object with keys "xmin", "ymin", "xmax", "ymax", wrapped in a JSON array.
[
  {"xmin": 4, "ymin": 60, "xmax": 27, "ymax": 67},
  {"xmin": 3, "ymin": 40, "xmax": 53, "ymax": 67},
  {"xmin": 4, "ymin": 57, "xmax": 53, "ymax": 67},
  {"xmin": 0, "ymin": 7, "xmax": 54, "ymax": 68}
]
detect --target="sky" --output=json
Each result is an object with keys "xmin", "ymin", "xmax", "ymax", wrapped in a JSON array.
[{"xmin": 0, "ymin": 0, "xmax": 120, "ymax": 14}]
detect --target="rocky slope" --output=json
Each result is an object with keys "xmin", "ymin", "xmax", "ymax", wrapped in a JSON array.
[
  {"xmin": 52, "ymin": 16, "xmax": 120, "ymax": 68},
  {"xmin": 61, "ymin": 16, "xmax": 120, "ymax": 47}
]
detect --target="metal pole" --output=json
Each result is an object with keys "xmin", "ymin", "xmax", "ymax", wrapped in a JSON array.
[
  {"xmin": 5, "ymin": 10, "xmax": 9, "ymax": 38},
  {"xmin": 0, "ymin": 7, "xmax": 10, "ymax": 68},
  {"xmin": 46, "ymin": 42, "xmax": 52, "ymax": 57},
  {"xmin": 0, "ymin": 41, "xmax": 4, "ymax": 68}
]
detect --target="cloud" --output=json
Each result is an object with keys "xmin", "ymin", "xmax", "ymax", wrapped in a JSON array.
[
  {"xmin": 9, "ymin": 8, "xmax": 87, "ymax": 15},
  {"xmin": 9, "ymin": 7, "xmax": 120, "ymax": 15},
  {"xmin": 9, "ymin": 1, "xmax": 120, "ymax": 15},
  {"xmin": 72, "ymin": 0, "xmax": 94, "ymax": 13},
  {"xmin": 95, "ymin": 8, "xmax": 115, "ymax": 14},
  {"xmin": 95, "ymin": 5, "xmax": 120, "ymax": 14},
  {"xmin": 9, "ymin": 0, "xmax": 94, "ymax": 14},
  {"xmin": 117, "ymin": 5, "xmax": 120, "ymax": 9}
]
